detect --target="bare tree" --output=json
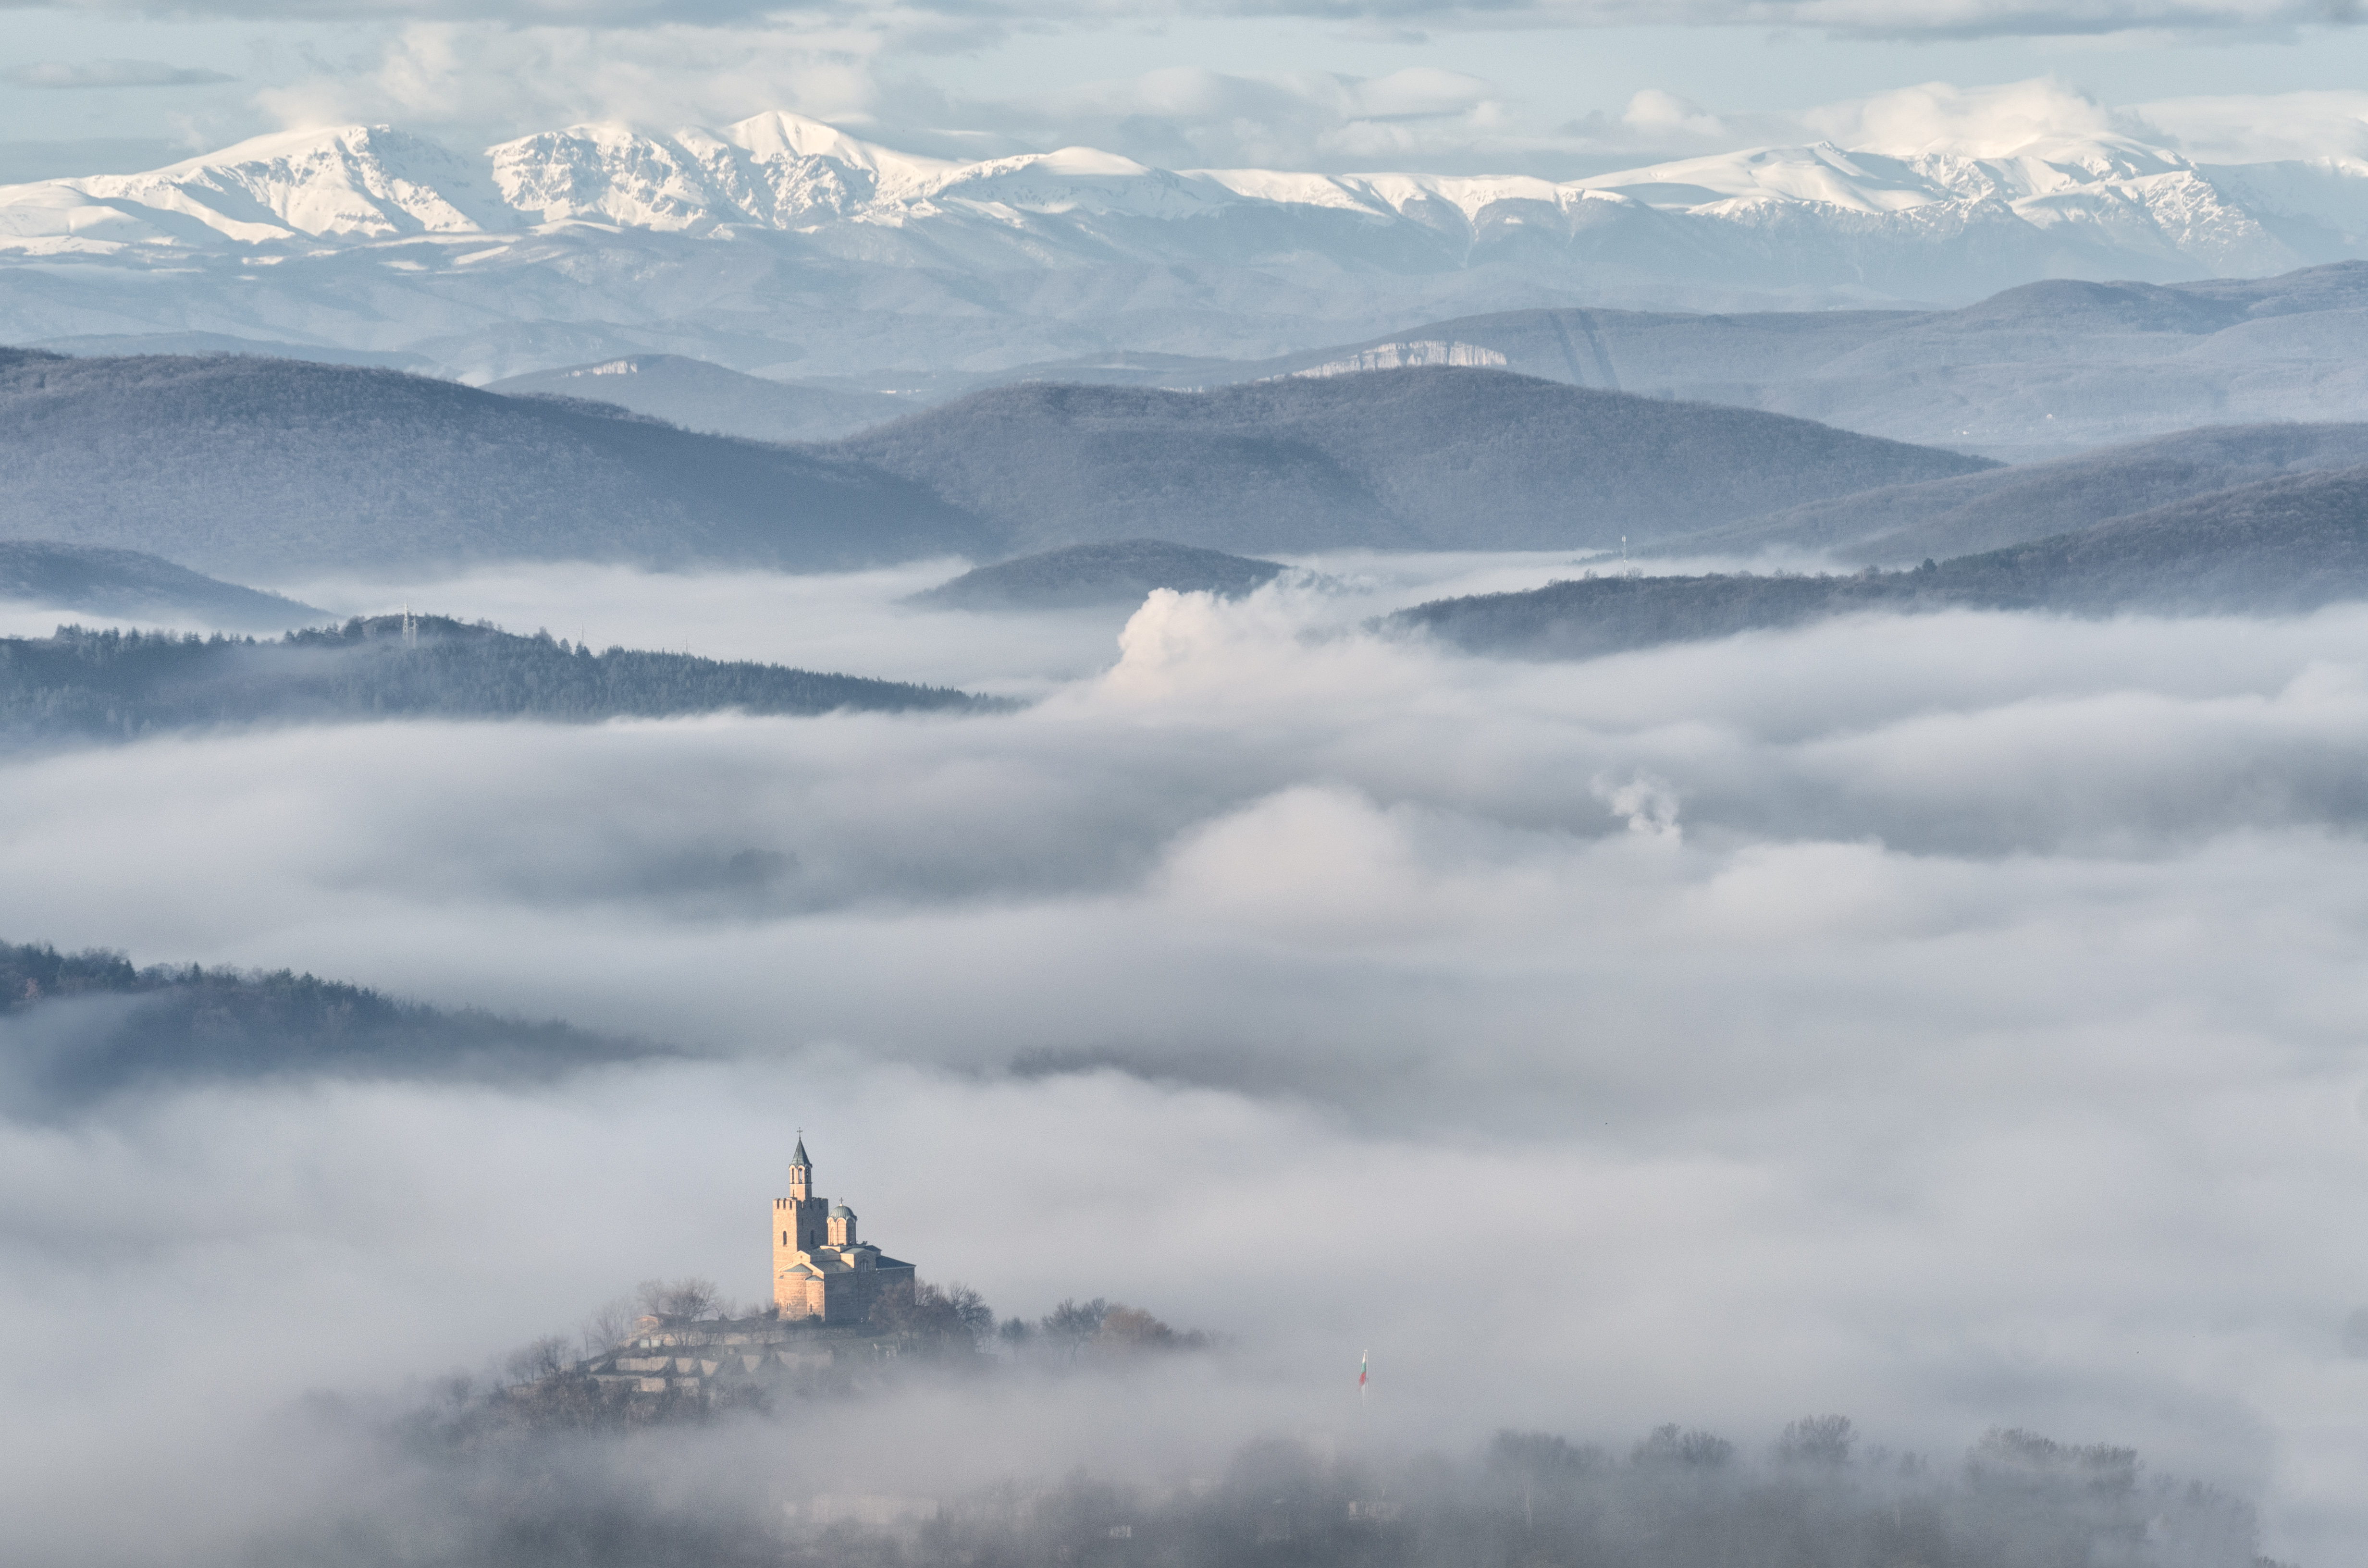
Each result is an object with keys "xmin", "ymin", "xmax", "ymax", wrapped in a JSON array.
[
  {"xmin": 580, "ymin": 1294, "xmax": 640, "ymax": 1355},
  {"xmin": 940, "ymin": 1282, "xmax": 994, "ymax": 1342},
  {"xmin": 1775, "ymin": 1415, "xmax": 1855, "ymax": 1469},
  {"xmin": 504, "ymin": 1335, "xmax": 573, "ymax": 1386},
  {"xmin": 1041, "ymin": 1298, "xmax": 1110, "ymax": 1360},
  {"xmin": 635, "ymin": 1277, "xmax": 721, "ymax": 1321}
]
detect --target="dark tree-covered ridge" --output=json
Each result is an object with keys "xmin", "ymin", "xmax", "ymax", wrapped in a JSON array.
[
  {"xmin": 0, "ymin": 939, "xmax": 665, "ymax": 1109},
  {"xmin": 909, "ymin": 539, "xmax": 1287, "ymax": 611},
  {"xmin": 0, "ymin": 539, "xmax": 325, "ymax": 632},
  {"xmin": 830, "ymin": 368, "xmax": 1997, "ymax": 556},
  {"xmin": 1394, "ymin": 463, "xmax": 2368, "ymax": 661},
  {"xmin": 0, "ymin": 613, "xmax": 1005, "ymax": 743},
  {"xmin": 0, "ymin": 349, "xmax": 994, "ymax": 577}
]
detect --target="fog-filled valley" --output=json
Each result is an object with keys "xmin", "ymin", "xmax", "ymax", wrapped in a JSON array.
[
  {"xmin": 6, "ymin": 550, "xmax": 2368, "ymax": 1564},
  {"xmin": 17, "ymin": 35, "xmax": 2368, "ymax": 1566}
]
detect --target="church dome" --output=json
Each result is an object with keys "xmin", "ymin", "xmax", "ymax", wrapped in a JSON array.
[{"xmin": 830, "ymin": 1204, "xmax": 854, "ymax": 1218}]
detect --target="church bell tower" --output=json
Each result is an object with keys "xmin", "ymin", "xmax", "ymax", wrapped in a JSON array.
[{"xmin": 772, "ymin": 1134, "xmax": 828, "ymax": 1308}]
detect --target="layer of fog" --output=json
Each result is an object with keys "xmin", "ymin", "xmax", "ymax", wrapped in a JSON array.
[
  {"xmin": 266, "ymin": 550, "xmax": 1665, "ymax": 696},
  {"xmin": 1, "ymin": 547, "xmax": 1835, "ymax": 695},
  {"xmin": 5, "ymin": 570, "xmax": 2368, "ymax": 1562}
]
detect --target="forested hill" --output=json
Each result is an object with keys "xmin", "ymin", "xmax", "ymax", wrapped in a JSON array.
[
  {"xmin": 0, "ymin": 614, "xmax": 1001, "ymax": 742},
  {"xmin": 829, "ymin": 368, "xmax": 1997, "ymax": 556},
  {"xmin": 910, "ymin": 539, "xmax": 1287, "ymax": 611},
  {"xmin": 1394, "ymin": 464, "xmax": 2368, "ymax": 660},
  {"xmin": 0, "ymin": 940, "xmax": 666, "ymax": 1110},
  {"xmin": 1664, "ymin": 421, "xmax": 2368, "ymax": 566},
  {"xmin": 0, "ymin": 350, "xmax": 993, "ymax": 577},
  {"xmin": 0, "ymin": 539, "xmax": 325, "ymax": 631}
]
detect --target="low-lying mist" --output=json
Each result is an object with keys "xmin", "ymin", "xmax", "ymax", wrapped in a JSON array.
[{"xmin": 4, "ymin": 566, "xmax": 2365, "ymax": 1562}]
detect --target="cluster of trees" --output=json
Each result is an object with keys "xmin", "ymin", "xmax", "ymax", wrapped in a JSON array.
[
  {"xmin": 999, "ymin": 1297, "xmax": 1213, "ymax": 1359},
  {"xmin": 0, "ymin": 937, "xmax": 653, "ymax": 1110},
  {"xmin": 551, "ymin": 1278, "xmax": 1208, "ymax": 1366},
  {"xmin": 352, "ymin": 1411, "xmax": 2270, "ymax": 1568},
  {"xmin": 0, "ymin": 615, "xmax": 998, "ymax": 744}
]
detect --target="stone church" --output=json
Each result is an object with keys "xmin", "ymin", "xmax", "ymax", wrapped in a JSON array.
[{"xmin": 772, "ymin": 1136, "xmax": 917, "ymax": 1323}]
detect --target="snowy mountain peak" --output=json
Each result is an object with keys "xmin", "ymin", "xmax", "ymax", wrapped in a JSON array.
[
  {"xmin": 58, "ymin": 124, "xmax": 506, "ymax": 245},
  {"xmin": 6, "ymin": 106, "xmax": 2368, "ymax": 373},
  {"xmin": 0, "ymin": 110, "xmax": 2329, "ymax": 258}
]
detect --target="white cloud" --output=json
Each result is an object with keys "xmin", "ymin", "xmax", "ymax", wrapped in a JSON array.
[
  {"xmin": 249, "ymin": 21, "xmax": 895, "ymax": 145},
  {"xmin": 2131, "ymin": 87, "xmax": 2368, "ymax": 164},
  {"xmin": 1621, "ymin": 87, "xmax": 1727, "ymax": 140},
  {"xmin": 12, "ymin": 0, "xmax": 2367, "ymax": 38},
  {"xmin": 1, "ymin": 59, "xmax": 237, "ymax": 88},
  {"xmin": 1802, "ymin": 77, "xmax": 2130, "ymax": 157}
]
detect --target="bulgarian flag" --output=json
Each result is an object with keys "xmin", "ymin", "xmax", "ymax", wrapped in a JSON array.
[{"xmin": 1358, "ymin": 1350, "xmax": 1368, "ymax": 1394}]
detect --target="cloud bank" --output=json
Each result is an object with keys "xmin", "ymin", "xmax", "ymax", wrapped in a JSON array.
[
  {"xmin": 14, "ymin": 0, "xmax": 2366, "ymax": 37},
  {"xmin": 4, "ymin": 562, "xmax": 2368, "ymax": 1559},
  {"xmin": 1, "ymin": 59, "xmax": 237, "ymax": 88}
]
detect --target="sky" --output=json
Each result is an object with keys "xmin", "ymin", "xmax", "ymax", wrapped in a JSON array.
[{"xmin": 10, "ymin": 1, "xmax": 2368, "ymax": 178}]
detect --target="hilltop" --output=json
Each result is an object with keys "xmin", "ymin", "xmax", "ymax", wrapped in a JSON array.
[
  {"xmin": 0, "ymin": 539, "xmax": 326, "ymax": 631},
  {"xmin": 908, "ymin": 540, "xmax": 1287, "ymax": 612},
  {"xmin": 0, "ymin": 938, "xmax": 663, "ymax": 1111},
  {"xmin": 488, "ymin": 355, "xmax": 904, "ymax": 443},
  {"xmin": 0, "ymin": 350, "xmax": 991, "ymax": 578},
  {"xmin": 1393, "ymin": 464, "xmax": 2368, "ymax": 660},
  {"xmin": 0, "ymin": 613, "xmax": 1001, "ymax": 744},
  {"xmin": 1664, "ymin": 422, "xmax": 2368, "ymax": 565},
  {"xmin": 833, "ymin": 370, "xmax": 1993, "ymax": 556}
]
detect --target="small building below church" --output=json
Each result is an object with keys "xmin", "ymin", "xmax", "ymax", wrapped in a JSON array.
[{"xmin": 772, "ymin": 1136, "xmax": 917, "ymax": 1323}]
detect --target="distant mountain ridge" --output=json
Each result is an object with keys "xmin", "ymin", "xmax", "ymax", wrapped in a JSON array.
[
  {"xmin": 999, "ymin": 267, "xmax": 2368, "ymax": 463},
  {"xmin": 9, "ymin": 114, "xmax": 2368, "ymax": 383},
  {"xmin": 0, "ymin": 350, "xmax": 1993, "ymax": 572},
  {"xmin": 443, "ymin": 264, "xmax": 2368, "ymax": 465}
]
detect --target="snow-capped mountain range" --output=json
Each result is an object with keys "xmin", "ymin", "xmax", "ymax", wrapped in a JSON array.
[{"xmin": 5, "ymin": 111, "xmax": 2368, "ymax": 381}]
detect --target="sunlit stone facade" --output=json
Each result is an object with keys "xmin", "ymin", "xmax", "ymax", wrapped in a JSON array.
[{"xmin": 771, "ymin": 1137, "xmax": 916, "ymax": 1323}]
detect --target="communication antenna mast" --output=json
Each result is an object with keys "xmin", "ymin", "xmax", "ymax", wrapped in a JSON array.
[
  {"xmin": 1622, "ymin": 534, "xmax": 1629, "ymax": 578},
  {"xmin": 401, "ymin": 602, "xmax": 418, "ymax": 650}
]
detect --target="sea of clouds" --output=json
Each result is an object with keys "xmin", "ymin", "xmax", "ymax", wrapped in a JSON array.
[{"xmin": 3, "ymin": 559, "xmax": 2367, "ymax": 1563}]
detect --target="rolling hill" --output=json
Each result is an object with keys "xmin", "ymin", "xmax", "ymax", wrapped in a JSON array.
[
  {"xmin": 487, "ymin": 355, "xmax": 904, "ymax": 443},
  {"xmin": 0, "ymin": 350, "xmax": 992, "ymax": 579},
  {"xmin": 909, "ymin": 540, "xmax": 1287, "ymax": 612},
  {"xmin": 0, "ymin": 938, "xmax": 669, "ymax": 1110},
  {"xmin": 1394, "ymin": 465, "xmax": 2368, "ymax": 660},
  {"xmin": 831, "ymin": 369, "xmax": 1996, "ymax": 556},
  {"xmin": 1, "ymin": 613, "xmax": 999, "ymax": 744},
  {"xmin": 1014, "ymin": 266, "xmax": 2368, "ymax": 465},
  {"xmin": 1660, "ymin": 423, "xmax": 2368, "ymax": 565},
  {"xmin": 0, "ymin": 539, "xmax": 327, "ymax": 630}
]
